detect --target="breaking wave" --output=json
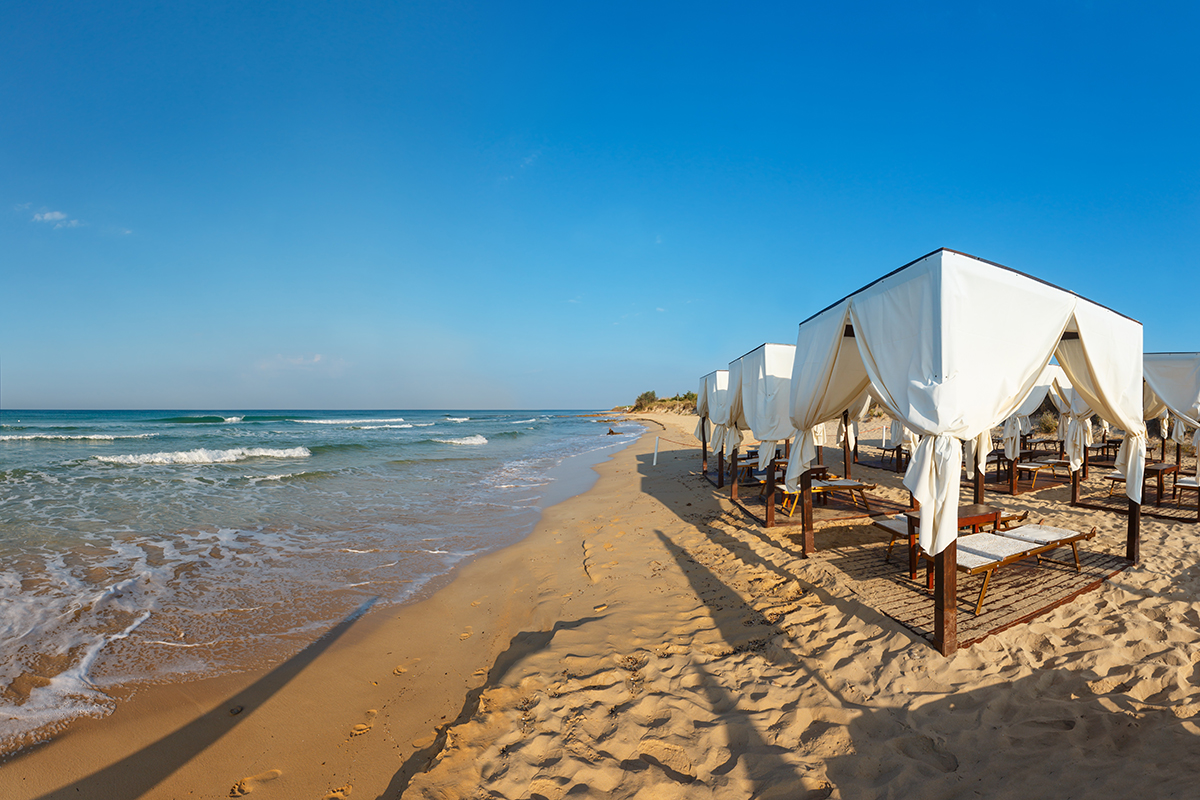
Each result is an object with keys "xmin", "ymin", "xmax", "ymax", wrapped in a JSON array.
[{"xmin": 95, "ymin": 447, "xmax": 311, "ymax": 465}]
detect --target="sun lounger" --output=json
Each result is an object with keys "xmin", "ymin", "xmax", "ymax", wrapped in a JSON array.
[
  {"xmin": 872, "ymin": 515, "xmax": 909, "ymax": 562},
  {"xmin": 1015, "ymin": 458, "xmax": 1070, "ymax": 490},
  {"xmin": 924, "ymin": 524, "xmax": 1096, "ymax": 615},
  {"xmin": 781, "ymin": 475, "xmax": 875, "ymax": 517}
]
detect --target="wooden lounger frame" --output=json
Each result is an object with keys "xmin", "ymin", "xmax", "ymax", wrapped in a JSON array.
[{"xmin": 923, "ymin": 524, "xmax": 1097, "ymax": 615}]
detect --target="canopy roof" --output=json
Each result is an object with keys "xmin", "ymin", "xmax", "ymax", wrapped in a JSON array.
[{"xmin": 785, "ymin": 248, "xmax": 1147, "ymax": 556}]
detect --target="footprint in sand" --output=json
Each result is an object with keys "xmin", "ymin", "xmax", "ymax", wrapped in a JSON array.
[
  {"xmin": 228, "ymin": 769, "xmax": 282, "ymax": 796},
  {"xmin": 392, "ymin": 665, "xmax": 408, "ymax": 676},
  {"xmin": 350, "ymin": 709, "xmax": 377, "ymax": 737},
  {"xmin": 322, "ymin": 785, "xmax": 352, "ymax": 799},
  {"xmin": 594, "ymin": 603, "xmax": 608, "ymax": 612}
]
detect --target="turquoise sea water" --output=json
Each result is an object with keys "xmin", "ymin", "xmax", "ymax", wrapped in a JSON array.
[{"xmin": 0, "ymin": 409, "xmax": 641, "ymax": 748}]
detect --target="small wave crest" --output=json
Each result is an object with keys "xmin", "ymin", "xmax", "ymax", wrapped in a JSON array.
[
  {"xmin": 298, "ymin": 417, "xmax": 407, "ymax": 425},
  {"xmin": 431, "ymin": 435, "xmax": 488, "ymax": 446},
  {"xmin": 508, "ymin": 418, "xmax": 537, "ymax": 424},
  {"xmin": 445, "ymin": 417, "xmax": 469, "ymax": 423},
  {"xmin": 1, "ymin": 433, "xmax": 157, "ymax": 442},
  {"xmin": 352, "ymin": 424, "xmax": 414, "ymax": 429},
  {"xmin": 95, "ymin": 447, "xmax": 311, "ymax": 466}
]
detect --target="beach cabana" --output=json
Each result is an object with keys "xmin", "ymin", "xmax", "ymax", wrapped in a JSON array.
[
  {"xmin": 783, "ymin": 248, "xmax": 1147, "ymax": 655},
  {"xmin": 728, "ymin": 343, "xmax": 798, "ymax": 525}
]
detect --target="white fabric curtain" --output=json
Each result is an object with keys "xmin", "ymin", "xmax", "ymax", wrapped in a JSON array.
[
  {"xmin": 837, "ymin": 389, "xmax": 873, "ymax": 450},
  {"xmin": 704, "ymin": 370, "xmax": 731, "ymax": 454},
  {"xmin": 1055, "ymin": 301, "xmax": 1147, "ymax": 502},
  {"xmin": 724, "ymin": 359, "xmax": 749, "ymax": 456},
  {"xmin": 1144, "ymin": 353, "xmax": 1200, "ymax": 454},
  {"xmin": 785, "ymin": 301, "xmax": 873, "ymax": 491},
  {"xmin": 740, "ymin": 344, "xmax": 799, "ymax": 469},
  {"xmin": 694, "ymin": 374, "xmax": 711, "ymax": 442}
]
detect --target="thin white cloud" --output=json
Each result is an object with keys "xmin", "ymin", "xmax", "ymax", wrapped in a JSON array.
[
  {"xmin": 656, "ymin": 307, "xmax": 666, "ymax": 312},
  {"xmin": 32, "ymin": 209, "xmax": 83, "ymax": 228}
]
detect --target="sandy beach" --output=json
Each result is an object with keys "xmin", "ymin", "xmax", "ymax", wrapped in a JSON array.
[{"xmin": 4, "ymin": 412, "xmax": 1200, "ymax": 799}]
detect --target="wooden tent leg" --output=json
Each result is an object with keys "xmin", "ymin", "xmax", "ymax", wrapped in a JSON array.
[
  {"xmin": 701, "ymin": 415, "xmax": 708, "ymax": 474},
  {"xmin": 730, "ymin": 446, "xmax": 739, "ymax": 501},
  {"xmin": 1127, "ymin": 499, "xmax": 1140, "ymax": 563},
  {"xmin": 1071, "ymin": 468, "xmax": 1080, "ymax": 505},
  {"xmin": 717, "ymin": 451, "xmax": 724, "ymax": 489},
  {"xmin": 934, "ymin": 540, "xmax": 958, "ymax": 656},
  {"xmin": 765, "ymin": 457, "xmax": 776, "ymax": 528},
  {"xmin": 974, "ymin": 467, "xmax": 985, "ymax": 504}
]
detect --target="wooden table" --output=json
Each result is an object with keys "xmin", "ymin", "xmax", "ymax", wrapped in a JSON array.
[
  {"xmin": 1146, "ymin": 462, "xmax": 1179, "ymax": 506},
  {"xmin": 902, "ymin": 503, "xmax": 1000, "ymax": 580}
]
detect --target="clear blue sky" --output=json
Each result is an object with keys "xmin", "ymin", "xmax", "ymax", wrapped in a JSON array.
[{"xmin": 3, "ymin": 1, "xmax": 1197, "ymax": 409}]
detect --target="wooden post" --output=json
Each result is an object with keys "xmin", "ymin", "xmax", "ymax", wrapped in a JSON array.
[
  {"xmin": 730, "ymin": 446, "xmax": 739, "ymax": 501},
  {"xmin": 1009, "ymin": 459, "xmax": 1017, "ymax": 495},
  {"xmin": 842, "ymin": 411, "xmax": 852, "ymax": 480},
  {"xmin": 800, "ymin": 468, "xmax": 817, "ymax": 557},
  {"xmin": 701, "ymin": 415, "xmax": 708, "ymax": 474},
  {"xmin": 1071, "ymin": 468, "xmax": 1080, "ymax": 505},
  {"xmin": 934, "ymin": 540, "xmax": 958, "ymax": 656},
  {"xmin": 1127, "ymin": 498, "xmax": 1141, "ymax": 563},
  {"xmin": 717, "ymin": 450, "xmax": 725, "ymax": 489},
  {"xmin": 974, "ymin": 466, "xmax": 985, "ymax": 504},
  {"xmin": 765, "ymin": 456, "xmax": 776, "ymax": 528}
]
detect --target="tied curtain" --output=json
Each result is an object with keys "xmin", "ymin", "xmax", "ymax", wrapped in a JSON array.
[
  {"xmin": 1144, "ymin": 353, "xmax": 1200, "ymax": 454},
  {"xmin": 787, "ymin": 250, "xmax": 1141, "ymax": 556},
  {"xmin": 694, "ymin": 374, "xmax": 711, "ymax": 442},
  {"xmin": 1054, "ymin": 302, "xmax": 1147, "ymax": 494},
  {"xmin": 741, "ymin": 344, "xmax": 798, "ymax": 470},
  {"xmin": 704, "ymin": 370, "xmax": 731, "ymax": 454},
  {"xmin": 724, "ymin": 360, "xmax": 751, "ymax": 456}
]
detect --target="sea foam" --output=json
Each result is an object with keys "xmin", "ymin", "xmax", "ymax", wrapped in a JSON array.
[
  {"xmin": 432, "ymin": 435, "xmax": 488, "ymax": 446},
  {"xmin": 95, "ymin": 447, "xmax": 311, "ymax": 465}
]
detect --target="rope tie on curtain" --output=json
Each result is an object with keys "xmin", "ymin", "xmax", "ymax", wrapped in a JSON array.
[
  {"xmin": 724, "ymin": 425, "xmax": 743, "ymax": 457},
  {"xmin": 1063, "ymin": 412, "xmax": 1093, "ymax": 472},
  {"xmin": 904, "ymin": 433, "xmax": 963, "ymax": 556},
  {"xmin": 711, "ymin": 423, "xmax": 728, "ymax": 455},
  {"xmin": 783, "ymin": 427, "xmax": 821, "ymax": 492}
]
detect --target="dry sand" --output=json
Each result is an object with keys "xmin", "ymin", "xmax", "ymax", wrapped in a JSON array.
[{"xmin": 4, "ymin": 413, "xmax": 1200, "ymax": 799}]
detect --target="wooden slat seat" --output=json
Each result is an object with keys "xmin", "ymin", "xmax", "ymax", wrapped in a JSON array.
[{"xmin": 923, "ymin": 524, "xmax": 1096, "ymax": 615}]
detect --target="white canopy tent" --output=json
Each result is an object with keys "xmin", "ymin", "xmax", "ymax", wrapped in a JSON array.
[
  {"xmin": 1144, "ymin": 353, "xmax": 1200, "ymax": 454},
  {"xmin": 783, "ymin": 249, "xmax": 1146, "ymax": 653}
]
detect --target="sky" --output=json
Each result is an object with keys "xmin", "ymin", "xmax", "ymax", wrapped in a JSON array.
[{"xmin": 3, "ymin": 1, "xmax": 1197, "ymax": 410}]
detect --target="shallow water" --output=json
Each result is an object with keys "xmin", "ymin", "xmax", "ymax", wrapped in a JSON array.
[{"xmin": 0, "ymin": 409, "xmax": 640, "ymax": 749}]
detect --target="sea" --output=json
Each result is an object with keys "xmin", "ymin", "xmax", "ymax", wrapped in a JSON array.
[{"xmin": 0, "ymin": 409, "xmax": 642, "ymax": 751}]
